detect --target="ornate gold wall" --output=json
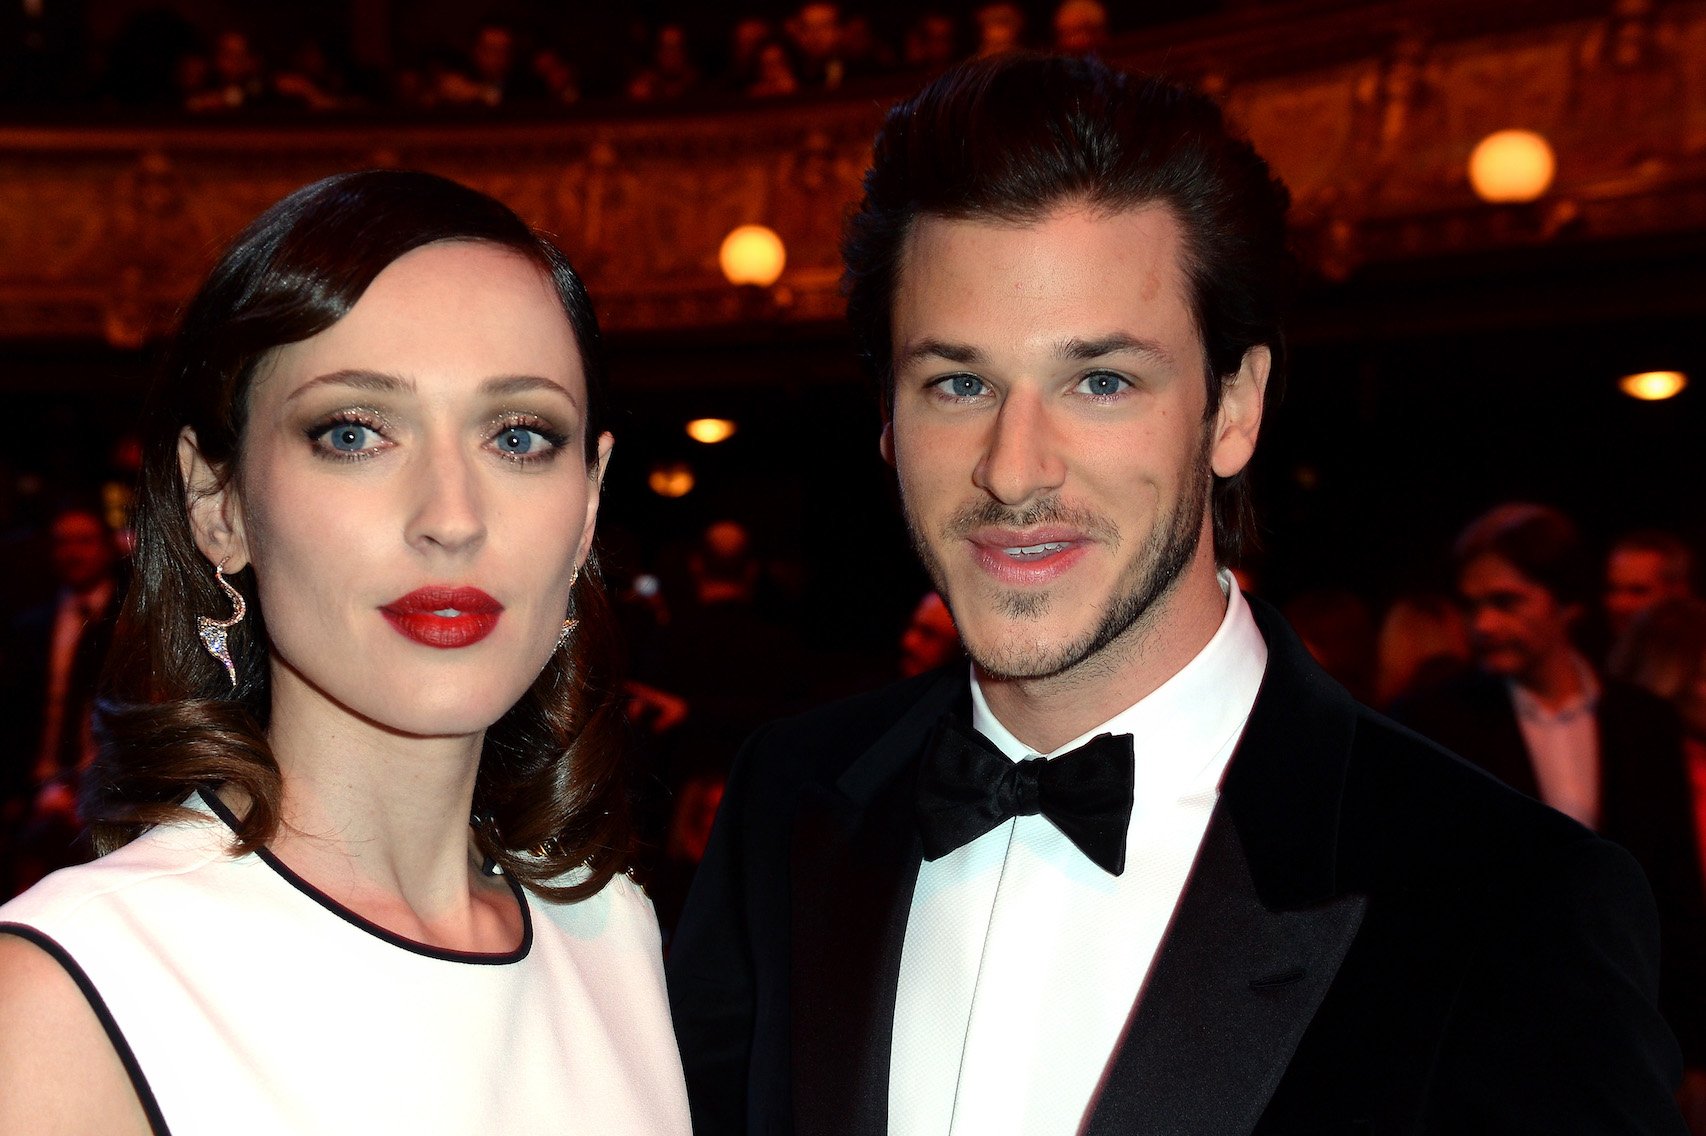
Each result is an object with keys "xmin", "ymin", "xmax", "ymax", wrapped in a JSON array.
[{"xmin": 1, "ymin": 0, "xmax": 1702, "ymax": 347}]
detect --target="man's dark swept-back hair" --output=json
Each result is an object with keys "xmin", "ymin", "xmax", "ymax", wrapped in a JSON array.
[
  {"xmin": 843, "ymin": 52, "xmax": 1296, "ymax": 565},
  {"xmin": 1455, "ymin": 502, "xmax": 1593, "ymax": 608}
]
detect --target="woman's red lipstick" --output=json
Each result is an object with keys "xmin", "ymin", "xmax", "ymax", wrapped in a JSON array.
[{"xmin": 380, "ymin": 587, "xmax": 503, "ymax": 649}]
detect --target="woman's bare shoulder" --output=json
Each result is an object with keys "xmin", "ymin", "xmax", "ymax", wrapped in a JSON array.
[{"xmin": 0, "ymin": 931, "xmax": 154, "ymax": 1135}]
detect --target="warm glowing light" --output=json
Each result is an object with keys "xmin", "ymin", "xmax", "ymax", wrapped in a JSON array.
[
  {"xmin": 719, "ymin": 224, "xmax": 786, "ymax": 286},
  {"xmin": 647, "ymin": 462, "xmax": 696, "ymax": 497},
  {"xmin": 1468, "ymin": 130, "xmax": 1556, "ymax": 203},
  {"xmin": 1619, "ymin": 371, "xmax": 1688, "ymax": 401},
  {"xmin": 686, "ymin": 418, "xmax": 738, "ymax": 444}
]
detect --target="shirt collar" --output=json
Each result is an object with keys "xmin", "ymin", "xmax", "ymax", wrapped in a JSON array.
[
  {"xmin": 970, "ymin": 571, "xmax": 1269, "ymax": 807},
  {"xmin": 1509, "ymin": 652, "xmax": 1600, "ymax": 724}
]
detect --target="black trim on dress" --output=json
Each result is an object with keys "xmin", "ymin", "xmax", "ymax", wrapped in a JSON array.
[
  {"xmin": 0, "ymin": 922, "xmax": 172, "ymax": 1135},
  {"xmin": 196, "ymin": 789, "xmax": 535, "ymax": 965}
]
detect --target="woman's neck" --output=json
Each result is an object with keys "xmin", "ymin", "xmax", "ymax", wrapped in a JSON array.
[{"xmin": 255, "ymin": 689, "xmax": 522, "ymax": 954}]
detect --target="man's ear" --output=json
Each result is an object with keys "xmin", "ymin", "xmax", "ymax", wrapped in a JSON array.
[
  {"xmin": 879, "ymin": 418, "xmax": 895, "ymax": 467},
  {"xmin": 178, "ymin": 427, "xmax": 250, "ymax": 571},
  {"xmin": 1209, "ymin": 344, "xmax": 1270, "ymax": 480}
]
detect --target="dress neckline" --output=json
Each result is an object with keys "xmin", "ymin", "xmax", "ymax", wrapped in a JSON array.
[{"xmin": 196, "ymin": 788, "xmax": 534, "ymax": 966}]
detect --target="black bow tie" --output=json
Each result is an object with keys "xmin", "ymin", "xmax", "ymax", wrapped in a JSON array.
[{"xmin": 915, "ymin": 715, "xmax": 1135, "ymax": 876}]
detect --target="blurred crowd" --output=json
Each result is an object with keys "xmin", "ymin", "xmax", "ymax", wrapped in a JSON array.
[{"xmin": 0, "ymin": 1, "xmax": 1138, "ymax": 114}]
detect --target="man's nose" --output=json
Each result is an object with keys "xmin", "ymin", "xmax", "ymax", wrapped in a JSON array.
[{"xmin": 971, "ymin": 389, "xmax": 1066, "ymax": 507}]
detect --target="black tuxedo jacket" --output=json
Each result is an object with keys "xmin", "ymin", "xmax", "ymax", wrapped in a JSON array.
[
  {"xmin": 1395, "ymin": 670, "xmax": 1706, "ymax": 1066},
  {"xmin": 668, "ymin": 600, "xmax": 1686, "ymax": 1134}
]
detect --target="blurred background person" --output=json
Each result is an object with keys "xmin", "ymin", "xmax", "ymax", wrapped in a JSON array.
[
  {"xmin": 1396, "ymin": 502, "xmax": 1706, "ymax": 1092},
  {"xmin": 786, "ymin": 2, "xmax": 848, "ymax": 90},
  {"xmin": 744, "ymin": 38, "xmax": 800, "ymax": 98},
  {"xmin": 627, "ymin": 23, "xmax": 701, "ymax": 102},
  {"xmin": 1609, "ymin": 596, "xmax": 1706, "ymax": 879},
  {"xmin": 974, "ymin": 3, "xmax": 1027, "ymax": 56},
  {"xmin": 903, "ymin": 11, "xmax": 960, "ymax": 71},
  {"xmin": 1606, "ymin": 529, "xmax": 1696, "ymax": 642},
  {"xmin": 1053, "ymin": 0, "xmax": 1109, "ymax": 55},
  {"xmin": 647, "ymin": 770, "xmax": 727, "ymax": 947},
  {"xmin": 1283, "ymin": 587, "xmax": 1377, "ymax": 705},
  {"xmin": 183, "ymin": 28, "xmax": 267, "ymax": 111},
  {"xmin": 0, "ymin": 500, "xmax": 123, "ymax": 896},
  {"xmin": 1374, "ymin": 591, "xmax": 1469, "ymax": 709},
  {"xmin": 898, "ymin": 591, "xmax": 960, "ymax": 678}
]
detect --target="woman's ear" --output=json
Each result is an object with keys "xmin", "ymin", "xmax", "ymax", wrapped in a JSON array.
[
  {"xmin": 178, "ymin": 427, "xmax": 250, "ymax": 571},
  {"xmin": 574, "ymin": 431, "xmax": 616, "ymax": 570}
]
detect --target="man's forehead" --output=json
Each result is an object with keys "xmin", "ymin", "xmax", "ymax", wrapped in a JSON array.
[
  {"xmin": 1609, "ymin": 548, "xmax": 1665, "ymax": 576},
  {"xmin": 1461, "ymin": 553, "xmax": 1547, "ymax": 594},
  {"xmin": 891, "ymin": 201, "xmax": 1196, "ymax": 348},
  {"xmin": 899, "ymin": 199, "xmax": 1185, "ymax": 260}
]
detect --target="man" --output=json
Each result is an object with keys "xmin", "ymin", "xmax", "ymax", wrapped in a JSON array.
[
  {"xmin": 898, "ymin": 592, "xmax": 960, "ymax": 678},
  {"xmin": 1397, "ymin": 502, "xmax": 1706, "ymax": 1095},
  {"xmin": 1, "ymin": 503, "xmax": 123, "ymax": 892},
  {"xmin": 668, "ymin": 55, "xmax": 1686, "ymax": 1134},
  {"xmin": 1607, "ymin": 529, "xmax": 1697, "ymax": 642}
]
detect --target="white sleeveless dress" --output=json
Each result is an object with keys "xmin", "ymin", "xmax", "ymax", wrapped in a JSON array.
[{"xmin": 0, "ymin": 791, "xmax": 691, "ymax": 1135}]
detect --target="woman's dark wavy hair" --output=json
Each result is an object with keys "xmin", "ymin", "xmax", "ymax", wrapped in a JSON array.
[
  {"xmin": 843, "ymin": 53, "xmax": 1297, "ymax": 565},
  {"xmin": 90, "ymin": 169, "xmax": 632, "ymax": 902}
]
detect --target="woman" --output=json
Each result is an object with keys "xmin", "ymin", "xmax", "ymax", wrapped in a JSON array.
[
  {"xmin": 0, "ymin": 171, "xmax": 690, "ymax": 1134},
  {"xmin": 1608, "ymin": 595, "xmax": 1706, "ymax": 883}
]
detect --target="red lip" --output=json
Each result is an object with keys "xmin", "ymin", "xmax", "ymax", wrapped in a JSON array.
[{"xmin": 380, "ymin": 587, "xmax": 504, "ymax": 649}]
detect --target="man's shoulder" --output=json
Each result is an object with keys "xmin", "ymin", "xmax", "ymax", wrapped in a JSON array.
[
  {"xmin": 1338, "ymin": 698, "xmax": 1606, "ymax": 880},
  {"xmin": 1598, "ymin": 676, "xmax": 1683, "ymax": 730},
  {"xmin": 734, "ymin": 667, "xmax": 961, "ymax": 789}
]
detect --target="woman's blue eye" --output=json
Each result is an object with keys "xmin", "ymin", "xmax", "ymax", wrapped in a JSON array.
[
  {"xmin": 495, "ymin": 426, "xmax": 547, "ymax": 454},
  {"xmin": 326, "ymin": 423, "xmax": 376, "ymax": 452}
]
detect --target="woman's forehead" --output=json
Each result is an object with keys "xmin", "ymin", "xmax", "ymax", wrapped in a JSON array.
[{"xmin": 252, "ymin": 242, "xmax": 583, "ymax": 406}]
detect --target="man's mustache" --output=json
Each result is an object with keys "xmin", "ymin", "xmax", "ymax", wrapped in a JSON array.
[{"xmin": 940, "ymin": 497, "xmax": 1121, "ymax": 546}]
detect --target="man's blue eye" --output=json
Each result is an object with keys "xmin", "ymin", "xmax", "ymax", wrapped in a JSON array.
[
  {"xmin": 1081, "ymin": 372, "xmax": 1127, "ymax": 396},
  {"xmin": 327, "ymin": 423, "xmax": 375, "ymax": 452},
  {"xmin": 947, "ymin": 375, "xmax": 984, "ymax": 397}
]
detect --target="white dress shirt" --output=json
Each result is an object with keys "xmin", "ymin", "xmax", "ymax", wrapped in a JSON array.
[
  {"xmin": 889, "ymin": 577, "xmax": 1269, "ymax": 1134},
  {"xmin": 1510, "ymin": 654, "xmax": 1602, "ymax": 830}
]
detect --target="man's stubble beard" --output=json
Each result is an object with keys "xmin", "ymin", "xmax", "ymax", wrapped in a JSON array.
[{"xmin": 903, "ymin": 429, "xmax": 1214, "ymax": 683}]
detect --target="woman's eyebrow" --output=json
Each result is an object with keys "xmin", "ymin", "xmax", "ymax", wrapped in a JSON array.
[
  {"xmin": 481, "ymin": 375, "xmax": 580, "ymax": 408},
  {"xmin": 281, "ymin": 370, "xmax": 579, "ymax": 409},
  {"xmin": 283, "ymin": 368, "xmax": 412, "ymax": 403}
]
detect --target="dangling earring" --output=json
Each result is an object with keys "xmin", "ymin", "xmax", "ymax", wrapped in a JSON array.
[
  {"xmin": 197, "ymin": 557, "xmax": 246, "ymax": 689},
  {"xmin": 557, "ymin": 569, "xmax": 580, "ymax": 649}
]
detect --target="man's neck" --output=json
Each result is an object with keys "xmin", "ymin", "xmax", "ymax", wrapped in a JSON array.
[
  {"xmin": 1516, "ymin": 648, "xmax": 1589, "ymax": 711},
  {"xmin": 976, "ymin": 563, "xmax": 1230, "ymax": 754}
]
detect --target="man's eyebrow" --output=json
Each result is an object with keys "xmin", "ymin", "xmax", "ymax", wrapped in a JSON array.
[
  {"xmin": 895, "ymin": 338, "xmax": 985, "ymax": 369},
  {"xmin": 284, "ymin": 369, "xmax": 412, "ymax": 403},
  {"xmin": 1058, "ymin": 334, "xmax": 1174, "ymax": 366}
]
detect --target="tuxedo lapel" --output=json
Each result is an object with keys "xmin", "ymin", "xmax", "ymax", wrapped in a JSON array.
[
  {"xmin": 1084, "ymin": 811, "xmax": 1367, "ymax": 1135},
  {"xmin": 789, "ymin": 669, "xmax": 966, "ymax": 1136},
  {"xmin": 1086, "ymin": 598, "xmax": 1370, "ymax": 1135}
]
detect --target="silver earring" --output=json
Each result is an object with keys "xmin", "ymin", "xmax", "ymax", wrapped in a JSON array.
[
  {"xmin": 197, "ymin": 557, "xmax": 246, "ymax": 689},
  {"xmin": 557, "ymin": 570, "xmax": 580, "ymax": 649}
]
